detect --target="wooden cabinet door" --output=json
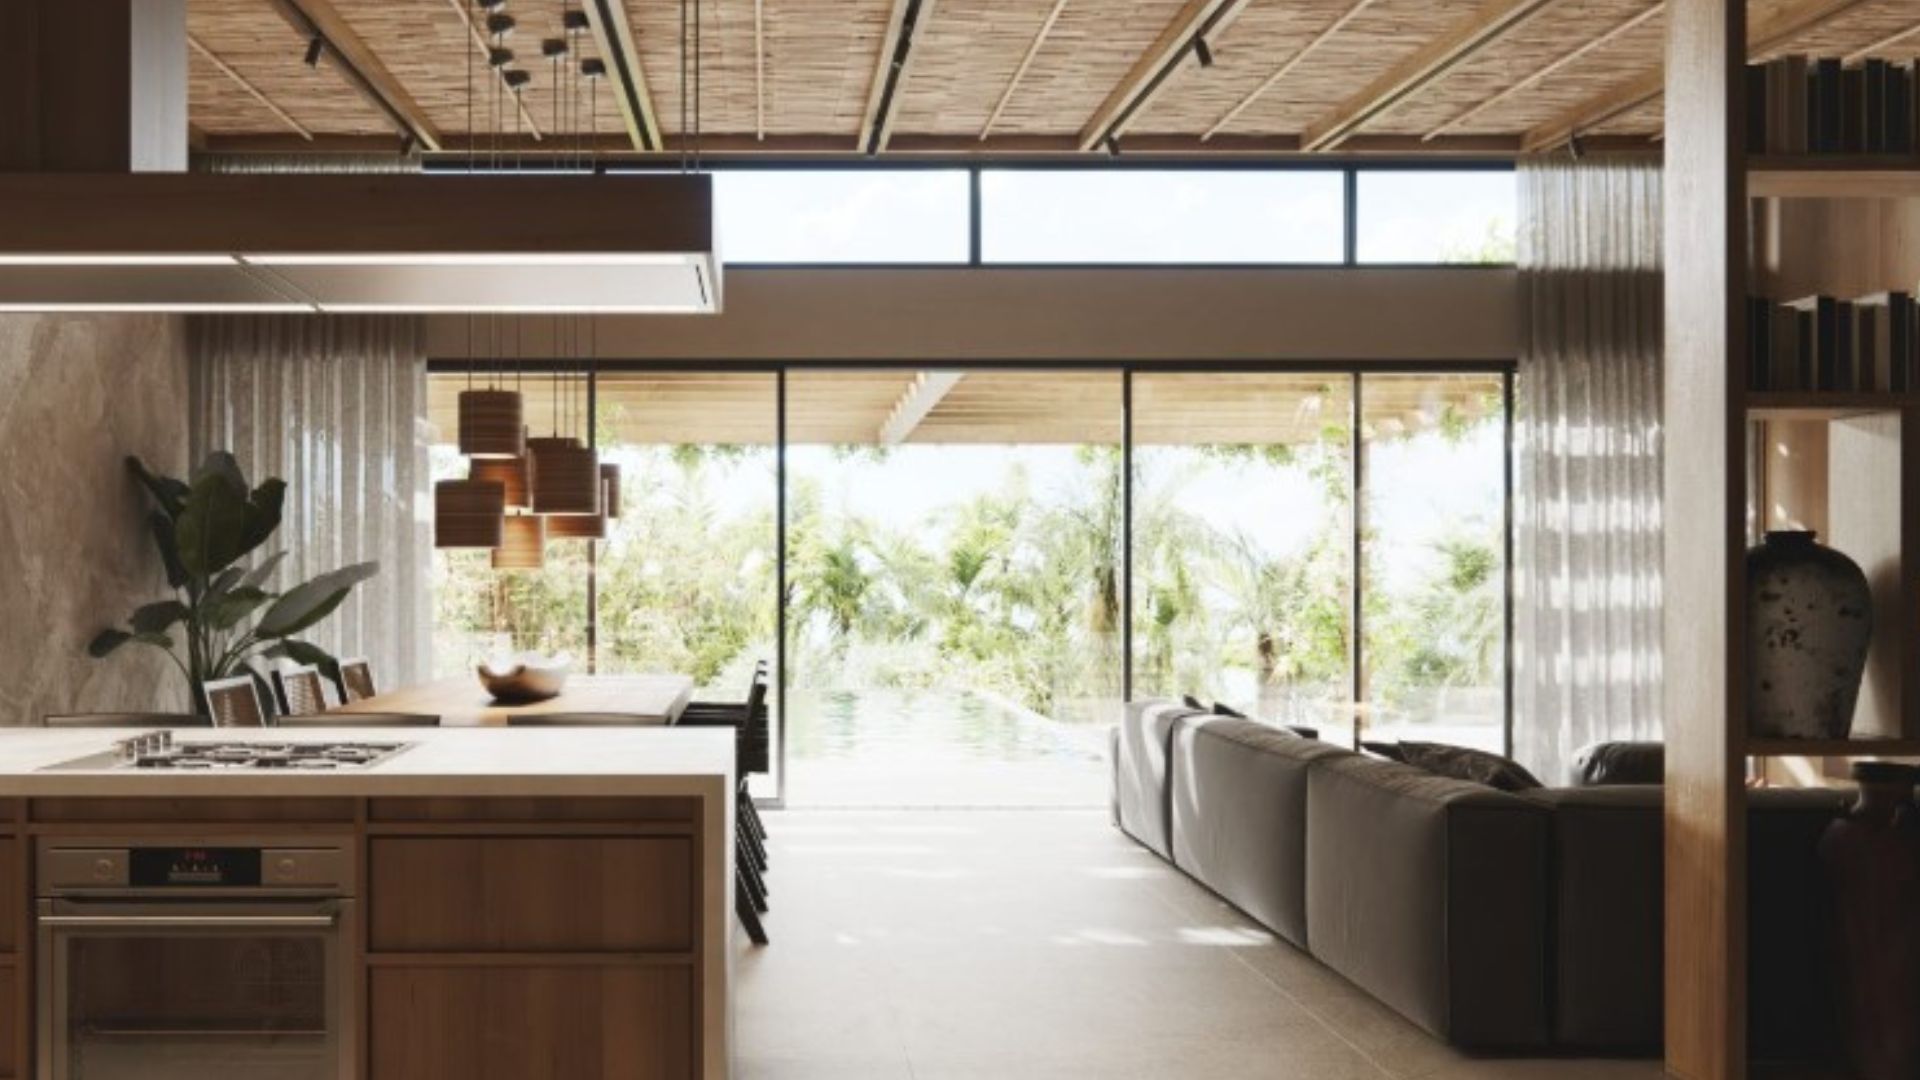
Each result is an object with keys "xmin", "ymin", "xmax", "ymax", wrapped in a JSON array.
[
  {"xmin": 368, "ymin": 965, "xmax": 693, "ymax": 1080},
  {"xmin": 369, "ymin": 837, "xmax": 693, "ymax": 953},
  {"xmin": 0, "ymin": 838, "xmax": 15, "ymax": 953}
]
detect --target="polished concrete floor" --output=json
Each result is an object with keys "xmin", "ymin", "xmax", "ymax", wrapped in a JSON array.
[{"xmin": 732, "ymin": 809, "xmax": 1665, "ymax": 1080}]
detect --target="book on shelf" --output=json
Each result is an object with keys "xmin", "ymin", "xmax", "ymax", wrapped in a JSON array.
[
  {"xmin": 1749, "ymin": 291, "xmax": 1915, "ymax": 393},
  {"xmin": 1749, "ymin": 55, "xmax": 1917, "ymax": 155}
]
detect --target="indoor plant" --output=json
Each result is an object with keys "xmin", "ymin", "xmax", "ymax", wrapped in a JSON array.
[{"xmin": 89, "ymin": 452, "xmax": 378, "ymax": 715}]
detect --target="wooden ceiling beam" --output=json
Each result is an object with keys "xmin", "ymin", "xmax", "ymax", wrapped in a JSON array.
[
  {"xmin": 1843, "ymin": 18, "xmax": 1920, "ymax": 63},
  {"xmin": 188, "ymin": 32, "xmax": 313, "ymax": 141},
  {"xmin": 881, "ymin": 372, "xmax": 964, "ymax": 445},
  {"xmin": 860, "ymin": 0, "xmax": 940, "ymax": 154},
  {"xmin": 264, "ymin": 0, "xmax": 443, "ymax": 151},
  {"xmin": 581, "ymin": 0, "xmax": 662, "ymax": 151},
  {"xmin": 1522, "ymin": 0, "xmax": 1876, "ymax": 152},
  {"xmin": 1426, "ymin": 1, "xmax": 1660, "ymax": 142},
  {"xmin": 1300, "ymin": 0, "xmax": 1560, "ymax": 153},
  {"xmin": 980, "ymin": 0, "xmax": 1071, "ymax": 140},
  {"xmin": 439, "ymin": 0, "xmax": 542, "ymax": 143},
  {"xmin": 1079, "ymin": 0, "xmax": 1256, "ymax": 152},
  {"xmin": 1202, "ymin": 0, "xmax": 1382, "ymax": 142}
]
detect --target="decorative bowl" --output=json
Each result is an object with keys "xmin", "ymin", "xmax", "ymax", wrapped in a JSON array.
[{"xmin": 477, "ymin": 652, "xmax": 571, "ymax": 704}]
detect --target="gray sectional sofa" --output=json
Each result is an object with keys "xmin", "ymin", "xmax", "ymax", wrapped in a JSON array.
[{"xmin": 1112, "ymin": 700, "xmax": 1849, "ymax": 1056}]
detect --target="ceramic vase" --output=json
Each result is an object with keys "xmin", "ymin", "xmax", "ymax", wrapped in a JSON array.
[{"xmin": 1746, "ymin": 530, "xmax": 1872, "ymax": 740}]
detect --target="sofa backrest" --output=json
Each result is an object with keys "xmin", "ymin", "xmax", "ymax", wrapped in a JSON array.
[
  {"xmin": 1170, "ymin": 717, "xmax": 1351, "ymax": 949},
  {"xmin": 1112, "ymin": 699, "xmax": 1204, "ymax": 860},
  {"xmin": 1305, "ymin": 753, "xmax": 1552, "ymax": 1049}
]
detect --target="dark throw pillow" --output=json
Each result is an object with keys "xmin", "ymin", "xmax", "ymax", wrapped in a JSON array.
[
  {"xmin": 1180, "ymin": 694, "xmax": 1207, "ymax": 711},
  {"xmin": 1210, "ymin": 701, "xmax": 1248, "ymax": 719},
  {"xmin": 1284, "ymin": 725, "xmax": 1320, "ymax": 741},
  {"xmin": 1360, "ymin": 740, "xmax": 1407, "ymax": 762},
  {"xmin": 1572, "ymin": 741, "xmax": 1665, "ymax": 786},
  {"xmin": 1395, "ymin": 741, "xmax": 1544, "ymax": 793}
]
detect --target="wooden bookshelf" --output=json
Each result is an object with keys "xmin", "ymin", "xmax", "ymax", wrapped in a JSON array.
[
  {"xmin": 1751, "ymin": 156, "xmax": 1920, "ymax": 199},
  {"xmin": 1747, "ymin": 736, "xmax": 1920, "ymax": 757},
  {"xmin": 1745, "ymin": 392, "xmax": 1917, "ymax": 418}
]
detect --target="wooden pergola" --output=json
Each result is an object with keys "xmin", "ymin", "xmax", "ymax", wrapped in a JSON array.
[{"xmin": 427, "ymin": 369, "xmax": 1502, "ymax": 445}]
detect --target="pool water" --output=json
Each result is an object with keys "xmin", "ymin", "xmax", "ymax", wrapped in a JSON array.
[{"xmin": 780, "ymin": 688, "xmax": 1112, "ymax": 808}]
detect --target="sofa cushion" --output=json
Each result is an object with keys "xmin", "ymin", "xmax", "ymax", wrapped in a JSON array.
[
  {"xmin": 1571, "ymin": 741, "xmax": 1665, "ymax": 786},
  {"xmin": 1305, "ymin": 754, "xmax": 1551, "ymax": 1048},
  {"xmin": 1170, "ymin": 717, "xmax": 1352, "ymax": 949},
  {"xmin": 1112, "ymin": 699, "xmax": 1204, "ymax": 860},
  {"xmin": 1396, "ymin": 741, "xmax": 1544, "ymax": 792}
]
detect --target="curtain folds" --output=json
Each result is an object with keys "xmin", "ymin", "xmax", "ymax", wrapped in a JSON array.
[
  {"xmin": 1513, "ymin": 159, "xmax": 1665, "ymax": 781},
  {"xmin": 190, "ymin": 316, "xmax": 432, "ymax": 689}
]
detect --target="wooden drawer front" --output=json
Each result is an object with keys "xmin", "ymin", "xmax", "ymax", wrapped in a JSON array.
[
  {"xmin": 369, "ymin": 837, "xmax": 693, "ymax": 952},
  {"xmin": 0, "ymin": 839, "xmax": 14, "ymax": 952},
  {"xmin": 369, "ymin": 965, "xmax": 692, "ymax": 1080},
  {"xmin": 369, "ymin": 797, "xmax": 696, "ymax": 824}
]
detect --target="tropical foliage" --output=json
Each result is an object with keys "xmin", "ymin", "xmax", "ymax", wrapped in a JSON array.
[{"xmin": 90, "ymin": 453, "xmax": 379, "ymax": 712}]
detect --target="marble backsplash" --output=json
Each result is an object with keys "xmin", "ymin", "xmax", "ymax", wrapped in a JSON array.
[{"xmin": 0, "ymin": 314, "xmax": 190, "ymax": 725}]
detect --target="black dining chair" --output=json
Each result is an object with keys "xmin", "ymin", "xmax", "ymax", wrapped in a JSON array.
[
  {"xmin": 201, "ymin": 676, "xmax": 269, "ymax": 728},
  {"xmin": 272, "ymin": 665, "xmax": 330, "ymax": 718},
  {"xmin": 680, "ymin": 665, "xmax": 772, "ymax": 945},
  {"xmin": 333, "ymin": 657, "xmax": 377, "ymax": 703},
  {"xmin": 41, "ymin": 713, "xmax": 200, "ymax": 728},
  {"xmin": 276, "ymin": 712, "xmax": 439, "ymax": 728}
]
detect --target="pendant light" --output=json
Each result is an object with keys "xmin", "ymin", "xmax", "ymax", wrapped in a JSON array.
[
  {"xmin": 434, "ymin": 478, "xmax": 507, "ymax": 548},
  {"xmin": 470, "ymin": 455, "xmax": 529, "ymax": 509},
  {"xmin": 600, "ymin": 463, "xmax": 621, "ymax": 519},
  {"xmin": 456, "ymin": 5, "xmax": 528, "ymax": 460},
  {"xmin": 530, "ymin": 34, "xmax": 600, "ymax": 519},
  {"xmin": 491, "ymin": 512, "xmax": 547, "ymax": 569}
]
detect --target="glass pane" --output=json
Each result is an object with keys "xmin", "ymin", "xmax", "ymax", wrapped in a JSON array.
[
  {"xmin": 1130, "ymin": 374, "xmax": 1356, "ymax": 738},
  {"xmin": 980, "ymin": 170, "xmax": 1345, "ymax": 264},
  {"xmin": 66, "ymin": 933, "xmax": 330, "ymax": 1080},
  {"xmin": 783, "ymin": 370, "xmax": 1123, "ymax": 807},
  {"xmin": 592, "ymin": 373, "xmax": 781, "ymax": 799},
  {"xmin": 1360, "ymin": 373, "xmax": 1507, "ymax": 752},
  {"xmin": 427, "ymin": 373, "xmax": 590, "ymax": 674},
  {"xmin": 1355, "ymin": 169, "xmax": 1517, "ymax": 264},
  {"xmin": 715, "ymin": 170, "xmax": 971, "ymax": 264}
]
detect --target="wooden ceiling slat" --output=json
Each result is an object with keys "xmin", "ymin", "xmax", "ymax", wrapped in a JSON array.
[
  {"xmin": 1198, "ymin": 0, "xmax": 1382, "ymax": 142},
  {"xmin": 265, "ymin": 0, "xmax": 445, "ymax": 149},
  {"xmin": 1424, "ymin": 1, "xmax": 1661, "ymax": 142},
  {"xmin": 1077, "ymin": 0, "xmax": 1256, "ymax": 150},
  {"xmin": 189, "ymin": 33, "xmax": 314, "ymax": 140}
]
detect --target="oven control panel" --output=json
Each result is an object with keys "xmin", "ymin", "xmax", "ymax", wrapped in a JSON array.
[{"xmin": 39, "ymin": 842, "xmax": 351, "ymax": 894}]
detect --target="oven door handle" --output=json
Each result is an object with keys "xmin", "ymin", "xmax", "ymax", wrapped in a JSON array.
[{"xmin": 39, "ymin": 912, "xmax": 338, "ymax": 929}]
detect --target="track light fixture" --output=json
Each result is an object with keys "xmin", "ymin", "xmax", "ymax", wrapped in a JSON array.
[
  {"xmin": 581, "ymin": 57, "xmax": 607, "ymax": 79},
  {"xmin": 303, "ymin": 35, "xmax": 324, "ymax": 67},
  {"xmin": 542, "ymin": 37, "xmax": 569, "ymax": 59},
  {"xmin": 503, "ymin": 69, "xmax": 532, "ymax": 92},
  {"xmin": 477, "ymin": 0, "xmax": 508, "ymax": 11},
  {"xmin": 563, "ymin": 9, "xmax": 591, "ymax": 32},
  {"xmin": 1194, "ymin": 36, "xmax": 1214, "ymax": 68},
  {"xmin": 487, "ymin": 13, "xmax": 516, "ymax": 37},
  {"xmin": 489, "ymin": 46, "xmax": 514, "ymax": 69}
]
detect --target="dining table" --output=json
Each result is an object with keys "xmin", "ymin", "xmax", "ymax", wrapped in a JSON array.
[{"xmin": 328, "ymin": 673, "xmax": 696, "ymax": 726}]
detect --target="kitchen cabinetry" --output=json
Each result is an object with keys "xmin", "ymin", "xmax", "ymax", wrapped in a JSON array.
[{"xmin": 2, "ymin": 803, "xmax": 21, "ymax": 1079}]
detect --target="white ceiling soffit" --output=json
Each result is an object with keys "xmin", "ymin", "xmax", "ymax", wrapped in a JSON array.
[{"xmin": 0, "ymin": 173, "xmax": 717, "ymax": 314}]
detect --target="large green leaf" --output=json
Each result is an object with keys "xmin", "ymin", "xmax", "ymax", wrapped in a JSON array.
[
  {"xmin": 174, "ymin": 468, "xmax": 254, "ymax": 579},
  {"xmin": 205, "ymin": 567, "xmax": 245, "ymax": 602},
  {"xmin": 204, "ymin": 586, "xmax": 271, "ymax": 631},
  {"xmin": 88, "ymin": 629, "xmax": 133, "ymax": 658},
  {"xmin": 240, "ymin": 479, "xmax": 286, "ymax": 557},
  {"xmin": 241, "ymin": 551, "xmax": 288, "ymax": 591},
  {"xmin": 125, "ymin": 456, "xmax": 188, "ymax": 519},
  {"xmin": 130, "ymin": 600, "xmax": 189, "ymax": 634},
  {"xmin": 254, "ymin": 562, "xmax": 379, "ymax": 639},
  {"xmin": 192, "ymin": 451, "xmax": 247, "ymax": 492},
  {"xmin": 264, "ymin": 639, "xmax": 340, "ymax": 682},
  {"xmin": 149, "ymin": 511, "xmax": 188, "ymax": 589}
]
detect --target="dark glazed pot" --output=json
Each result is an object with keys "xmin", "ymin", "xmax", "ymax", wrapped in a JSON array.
[
  {"xmin": 1817, "ymin": 762, "xmax": 1920, "ymax": 1080},
  {"xmin": 1746, "ymin": 530, "xmax": 1872, "ymax": 740}
]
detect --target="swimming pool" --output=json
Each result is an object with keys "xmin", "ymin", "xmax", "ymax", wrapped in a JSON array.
[{"xmin": 780, "ymin": 688, "xmax": 1111, "ymax": 808}]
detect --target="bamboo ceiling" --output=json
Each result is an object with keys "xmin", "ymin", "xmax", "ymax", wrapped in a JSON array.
[
  {"xmin": 185, "ymin": 0, "xmax": 1920, "ymax": 157},
  {"xmin": 425, "ymin": 371, "xmax": 1500, "ymax": 446}
]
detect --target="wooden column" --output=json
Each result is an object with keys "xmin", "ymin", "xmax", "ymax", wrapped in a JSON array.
[
  {"xmin": 1662, "ymin": 1, "xmax": 1747, "ymax": 1078},
  {"xmin": 0, "ymin": 0, "xmax": 186, "ymax": 172}
]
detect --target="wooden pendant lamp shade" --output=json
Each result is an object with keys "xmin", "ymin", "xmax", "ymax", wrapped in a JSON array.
[
  {"xmin": 458, "ymin": 389, "xmax": 526, "ymax": 459},
  {"xmin": 470, "ymin": 456, "xmax": 530, "ymax": 509},
  {"xmin": 530, "ymin": 439, "xmax": 601, "ymax": 515},
  {"xmin": 491, "ymin": 514, "xmax": 547, "ymax": 570},
  {"xmin": 434, "ymin": 480, "xmax": 506, "ymax": 549},
  {"xmin": 547, "ymin": 509, "xmax": 608, "ymax": 540},
  {"xmin": 600, "ymin": 464, "xmax": 621, "ymax": 519}
]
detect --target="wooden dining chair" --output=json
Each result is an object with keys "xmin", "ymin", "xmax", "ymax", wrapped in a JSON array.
[
  {"xmin": 202, "ymin": 676, "xmax": 268, "ymax": 728},
  {"xmin": 334, "ymin": 657, "xmax": 376, "ymax": 703},
  {"xmin": 276, "ymin": 712, "xmax": 439, "ymax": 728},
  {"xmin": 41, "ymin": 713, "xmax": 200, "ymax": 728},
  {"xmin": 503, "ymin": 713, "xmax": 669, "ymax": 726},
  {"xmin": 272, "ymin": 665, "xmax": 330, "ymax": 718}
]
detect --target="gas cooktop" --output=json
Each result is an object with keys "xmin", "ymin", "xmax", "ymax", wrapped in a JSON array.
[{"xmin": 43, "ymin": 731, "xmax": 414, "ymax": 772}]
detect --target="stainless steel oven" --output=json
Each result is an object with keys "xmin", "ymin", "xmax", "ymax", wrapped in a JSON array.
[{"xmin": 36, "ymin": 838, "xmax": 355, "ymax": 1080}]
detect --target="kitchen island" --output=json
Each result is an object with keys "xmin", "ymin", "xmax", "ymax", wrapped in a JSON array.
[{"xmin": 0, "ymin": 726, "xmax": 736, "ymax": 1080}]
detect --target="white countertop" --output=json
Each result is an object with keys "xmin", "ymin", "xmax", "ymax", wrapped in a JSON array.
[{"xmin": 0, "ymin": 726, "xmax": 737, "ymax": 797}]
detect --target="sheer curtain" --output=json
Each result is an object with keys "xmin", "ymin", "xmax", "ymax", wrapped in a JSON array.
[
  {"xmin": 190, "ymin": 316, "xmax": 432, "ymax": 688},
  {"xmin": 1513, "ymin": 158, "xmax": 1665, "ymax": 782}
]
